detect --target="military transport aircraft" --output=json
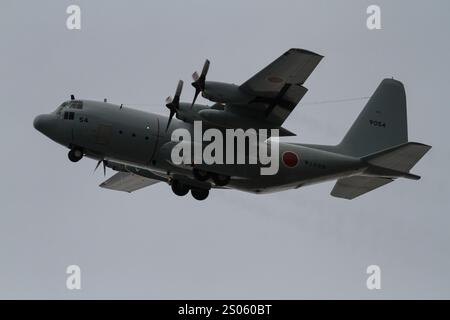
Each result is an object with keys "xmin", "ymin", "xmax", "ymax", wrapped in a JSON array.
[{"xmin": 33, "ymin": 48, "xmax": 431, "ymax": 200}]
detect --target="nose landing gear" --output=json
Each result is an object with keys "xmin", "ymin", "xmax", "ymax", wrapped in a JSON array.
[{"xmin": 68, "ymin": 148, "xmax": 83, "ymax": 162}]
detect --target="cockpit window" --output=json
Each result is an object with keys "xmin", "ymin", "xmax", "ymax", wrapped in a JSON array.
[
  {"xmin": 69, "ymin": 101, "xmax": 83, "ymax": 109},
  {"xmin": 54, "ymin": 100, "xmax": 83, "ymax": 118},
  {"xmin": 54, "ymin": 101, "xmax": 69, "ymax": 116},
  {"xmin": 63, "ymin": 111, "xmax": 75, "ymax": 120}
]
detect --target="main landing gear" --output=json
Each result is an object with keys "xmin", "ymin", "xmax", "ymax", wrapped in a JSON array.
[
  {"xmin": 211, "ymin": 173, "xmax": 230, "ymax": 187},
  {"xmin": 68, "ymin": 148, "xmax": 83, "ymax": 162},
  {"xmin": 171, "ymin": 180, "xmax": 190, "ymax": 196},
  {"xmin": 170, "ymin": 179, "xmax": 209, "ymax": 201},
  {"xmin": 191, "ymin": 188, "xmax": 209, "ymax": 201},
  {"xmin": 193, "ymin": 169, "xmax": 230, "ymax": 187}
]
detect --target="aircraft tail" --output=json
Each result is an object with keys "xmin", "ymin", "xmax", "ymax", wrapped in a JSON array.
[
  {"xmin": 337, "ymin": 78, "xmax": 408, "ymax": 157},
  {"xmin": 296, "ymin": 78, "xmax": 431, "ymax": 199},
  {"xmin": 331, "ymin": 142, "xmax": 431, "ymax": 199},
  {"xmin": 330, "ymin": 79, "xmax": 432, "ymax": 199}
]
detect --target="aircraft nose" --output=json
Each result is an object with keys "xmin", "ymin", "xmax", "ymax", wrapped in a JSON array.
[{"xmin": 33, "ymin": 114, "xmax": 53, "ymax": 134}]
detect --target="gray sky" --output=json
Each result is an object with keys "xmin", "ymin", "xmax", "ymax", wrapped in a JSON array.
[{"xmin": 0, "ymin": 0, "xmax": 449, "ymax": 299}]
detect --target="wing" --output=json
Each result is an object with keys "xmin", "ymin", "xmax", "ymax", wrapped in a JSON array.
[
  {"xmin": 99, "ymin": 172, "xmax": 161, "ymax": 193},
  {"xmin": 331, "ymin": 176, "xmax": 394, "ymax": 200},
  {"xmin": 235, "ymin": 48, "xmax": 323, "ymax": 125}
]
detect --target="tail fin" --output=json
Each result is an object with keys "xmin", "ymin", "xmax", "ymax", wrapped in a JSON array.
[{"xmin": 338, "ymin": 79, "xmax": 408, "ymax": 157}]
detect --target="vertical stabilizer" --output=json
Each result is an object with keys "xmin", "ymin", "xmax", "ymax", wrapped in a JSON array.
[{"xmin": 338, "ymin": 79, "xmax": 408, "ymax": 157}]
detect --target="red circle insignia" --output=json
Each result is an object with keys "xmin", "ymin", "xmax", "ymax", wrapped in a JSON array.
[{"xmin": 282, "ymin": 151, "xmax": 299, "ymax": 168}]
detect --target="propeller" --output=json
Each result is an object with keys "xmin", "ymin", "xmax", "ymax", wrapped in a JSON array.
[
  {"xmin": 165, "ymin": 80, "xmax": 184, "ymax": 131},
  {"xmin": 190, "ymin": 59, "xmax": 210, "ymax": 107},
  {"xmin": 94, "ymin": 159, "xmax": 107, "ymax": 176}
]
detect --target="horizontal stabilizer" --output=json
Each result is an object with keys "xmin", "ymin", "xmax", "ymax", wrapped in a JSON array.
[
  {"xmin": 331, "ymin": 176, "xmax": 394, "ymax": 200},
  {"xmin": 363, "ymin": 142, "xmax": 432, "ymax": 172}
]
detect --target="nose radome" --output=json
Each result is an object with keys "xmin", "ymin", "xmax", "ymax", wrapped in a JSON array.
[
  {"xmin": 33, "ymin": 114, "xmax": 44, "ymax": 132},
  {"xmin": 33, "ymin": 114, "xmax": 52, "ymax": 134}
]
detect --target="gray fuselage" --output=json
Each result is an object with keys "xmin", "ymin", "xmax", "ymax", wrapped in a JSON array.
[{"xmin": 34, "ymin": 100, "xmax": 365, "ymax": 194}]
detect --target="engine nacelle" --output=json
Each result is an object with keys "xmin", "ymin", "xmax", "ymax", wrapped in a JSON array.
[{"xmin": 202, "ymin": 81, "xmax": 252, "ymax": 104}]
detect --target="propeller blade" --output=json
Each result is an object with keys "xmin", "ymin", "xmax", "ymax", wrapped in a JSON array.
[
  {"xmin": 165, "ymin": 109, "xmax": 176, "ymax": 131},
  {"xmin": 165, "ymin": 81, "xmax": 183, "ymax": 132},
  {"xmin": 94, "ymin": 160, "xmax": 102, "ymax": 173},
  {"xmin": 190, "ymin": 59, "xmax": 210, "ymax": 108},
  {"xmin": 94, "ymin": 159, "xmax": 107, "ymax": 176},
  {"xmin": 175, "ymin": 80, "xmax": 183, "ymax": 97},
  {"xmin": 200, "ymin": 59, "xmax": 210, "ymax": 78},
  {"xmin": 190, "ymin": 89, "xmax": 201, "ymax": 108},
  {"xmin": 166, "ymin": 80, "xmax": 183, "ymax": 110}
]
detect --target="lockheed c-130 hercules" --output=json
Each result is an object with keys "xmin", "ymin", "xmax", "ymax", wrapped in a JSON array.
[{"xmin": 33, "ymin": 48, "xmax": 431, "ymax": 201}]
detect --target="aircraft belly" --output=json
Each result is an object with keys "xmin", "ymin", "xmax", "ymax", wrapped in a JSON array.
[{"xmin": 226, "ymin": 167, "xmax": 363, "ymax": 194}]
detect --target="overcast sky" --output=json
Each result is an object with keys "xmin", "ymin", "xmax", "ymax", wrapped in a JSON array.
[{"xmin": 1, "ymin": 0, "xmax": 449, "ymax": 299}]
